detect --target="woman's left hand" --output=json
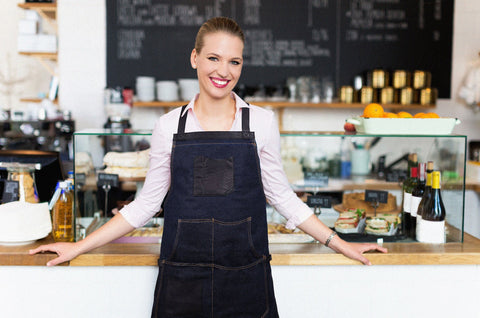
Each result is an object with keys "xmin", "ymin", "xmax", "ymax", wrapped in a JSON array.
[{"xmin": 336, "ymin": 241, "xmax": 388, "ymax": 266}]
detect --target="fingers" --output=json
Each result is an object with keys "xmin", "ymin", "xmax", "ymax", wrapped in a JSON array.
[
  {"xmin": 47, "ymin": 256, "xmax": 67, "ymax": 267},
  {"xmin": 29, "ymin": 244, "xmax": 56, "ymax": 255}
]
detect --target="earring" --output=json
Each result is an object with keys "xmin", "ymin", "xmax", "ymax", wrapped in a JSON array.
[{"xmin": 192, "ymin": 65, "xmax": 197, "ymax": 69}]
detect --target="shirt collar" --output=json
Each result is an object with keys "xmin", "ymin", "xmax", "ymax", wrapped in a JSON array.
[{"xmin": 180, "ymin": 92, "xmax": 250, "ymax": 117}]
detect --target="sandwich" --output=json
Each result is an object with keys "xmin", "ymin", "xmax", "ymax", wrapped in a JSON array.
[{"xmin": 365, "ymin": 217, "xmax": 391, "ymax": 234}]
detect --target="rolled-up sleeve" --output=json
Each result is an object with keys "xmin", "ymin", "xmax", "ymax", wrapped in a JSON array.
[
  {"xmin": 119, "ymin": 117, "xmax": 172, "ymax": 228},
  {"xmin": 259, "ymin": 114, "xmax": 313, "ymax": 229}
]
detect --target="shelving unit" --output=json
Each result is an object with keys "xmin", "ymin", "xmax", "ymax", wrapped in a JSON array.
[
  {"xmin": 17, "ymin": 2, "xmax": 58, "ymax": 101},
  {"xmin": 133, "ymin": 100, "xmax": 436, "ymax": 130}
]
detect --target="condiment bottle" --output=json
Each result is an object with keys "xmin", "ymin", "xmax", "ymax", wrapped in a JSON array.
[{"xmin": 52, "ymin": 181, "xmax": 74, "ymax": 242}]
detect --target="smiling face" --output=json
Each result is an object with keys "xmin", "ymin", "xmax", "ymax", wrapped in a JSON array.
[{"xmin": 190, "ymin": 31, "xmax": 244, "ymax": 101}]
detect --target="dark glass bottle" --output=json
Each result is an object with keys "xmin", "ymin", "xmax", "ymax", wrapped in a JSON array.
[
  {"xmin": 410, "ymin": 162, "xmax": 426, "ymax": 238},
  {"xmin": 418, "ymin": 171, "xmax": 446, "ymax": 243},
  {"xmin": 415, "ymin": 161, "xmax": 434, "ymax": 241},
  {"xmin": 402, "ymin": 152, "xmax": 418, "ymax": 237}
]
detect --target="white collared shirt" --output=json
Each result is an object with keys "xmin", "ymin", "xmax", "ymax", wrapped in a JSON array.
[{"xmin": 120, "ymin": 93, "xmax": 313, "ymax": 229}]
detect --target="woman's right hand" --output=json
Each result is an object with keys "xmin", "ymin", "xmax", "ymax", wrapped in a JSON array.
[{"xmin": 29, "ymin": 242, "xmax": 81, "ymax": 266}]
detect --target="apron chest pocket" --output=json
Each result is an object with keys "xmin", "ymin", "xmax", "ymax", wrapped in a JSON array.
[{"xmin": 194, "ymin": 156, "xmax": 234, "ymax": 196}]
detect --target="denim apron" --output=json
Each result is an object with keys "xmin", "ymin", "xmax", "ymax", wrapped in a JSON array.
[{"xmin": 151, "ymin": 106, "xmax": 279, "ymax": 318}]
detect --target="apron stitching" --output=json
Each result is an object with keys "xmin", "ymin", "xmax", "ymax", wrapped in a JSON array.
[
  {"xmin": 163, "ymin": 257, "xmax": 266, "ymax": 270},
  {"xmin": 211, "ymin": 219, "xmax": 214, "ymax": 318},
  {"xmin": 261, "ymin": 262, "xmax": 270, "ymax": 318}
]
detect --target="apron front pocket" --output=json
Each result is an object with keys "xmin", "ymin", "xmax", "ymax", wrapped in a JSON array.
[
  {"xmin": 194, "ymin": 156, "xmax": 234, "ymax": 196},
  {"xmin": 155, "ymin": 264, "xmax": 211, "ymax": 318},
  {"xmin": 213, "ymin": 261, "xmax": 269, "ymax": 318}
]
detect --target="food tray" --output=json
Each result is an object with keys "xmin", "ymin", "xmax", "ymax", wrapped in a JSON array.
[{"xmin": 346, "ymin": 117, "xmax": 460, "ymax": 135}]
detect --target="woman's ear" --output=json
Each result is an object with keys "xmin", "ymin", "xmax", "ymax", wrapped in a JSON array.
[{"xmin": 190, "ymin": 49, "xmax": 197, "ymax": 69}]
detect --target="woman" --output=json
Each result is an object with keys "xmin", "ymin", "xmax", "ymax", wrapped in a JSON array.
[{"xmin": 31, "ymin": 17, "xmax": 387, "ymax": 317}]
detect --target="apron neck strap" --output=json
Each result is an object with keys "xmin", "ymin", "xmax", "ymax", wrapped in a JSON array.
[{"xmin": 177, "ymin": 104, "xmax": 251, "ymax": 133}]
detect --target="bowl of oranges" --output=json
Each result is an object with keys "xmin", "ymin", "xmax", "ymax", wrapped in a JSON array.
[{"xmin": 346, "ymin": 103, "xmax": 460, "ymax": 135}]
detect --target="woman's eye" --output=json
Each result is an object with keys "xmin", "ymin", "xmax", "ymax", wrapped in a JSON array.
[
  {"xmin": 208, "ymin": 57, "xmax": 218, "ymax": 61},
  {"xmin": 231, "ymin": 60, "xmax": 241, "ymax": 65}
]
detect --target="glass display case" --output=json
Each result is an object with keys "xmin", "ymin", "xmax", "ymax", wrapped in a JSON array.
[{"xmin": 73, "ymin": 129, "xmax": 466, "ymax": 243}]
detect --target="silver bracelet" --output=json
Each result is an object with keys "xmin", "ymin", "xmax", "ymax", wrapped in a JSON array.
[{"xmin": 325, "ymin": 231, "xmax": 337, "ymax": 247}]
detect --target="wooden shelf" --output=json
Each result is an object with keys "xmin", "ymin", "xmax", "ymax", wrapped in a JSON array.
[
  {"xmin": 133, "ymin": 100, "xmax": 436, "ymax": 110},
  {"xmin": 20, "ymin": 97, "xmax": 58, "ymax": 104},
  {"xmin": 18, "ymin": 52, "xmax": 57, "ymax": 60},
  {"xmin": 133, "ymin": 100, "xmax": 436, "ymax": 130},
  {"xmin": 18, "ymin": 2, "xmax": 56, "ymax": 23}
]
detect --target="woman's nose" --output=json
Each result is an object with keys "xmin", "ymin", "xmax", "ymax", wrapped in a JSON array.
[{"xmin": 217, "ymin": 61, "xmax": 229, "ymax": 77}]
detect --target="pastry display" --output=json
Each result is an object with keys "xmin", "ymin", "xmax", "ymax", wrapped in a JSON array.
[
  {"xmin": 124, "ymin": 226, "xmax": 163, "ymax": 237},
  {"xmin": 338, "ymin": 191, "xmax": 397, "ymax": 214},
  {"xmin": 103, "ymin": 149, "xmax": 150, "ymax": 178},
  {"xmin": 267, "ymin": 223, "xmax": 313, "ymax": 243},
  {"xmin": 75, "ymin": 152, "xmax": 95, "ymax": 175}
]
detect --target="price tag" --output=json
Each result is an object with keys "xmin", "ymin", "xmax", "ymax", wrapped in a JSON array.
[
  {"xmin": 364, "ymin": 190, "xmax": 388, "ymax": 204},
  {"xmin": 75, "ymin": 173, "xmax": 86, "ymax": 187},
  {"xmin": 307, "ymin": 195, "xmax": 332, "ymax": 208},
  {"xmin": 97, "ymin": 173, "xmax": 119, "ymax": 188},
  {"xmin": 2, "ymin": 180, "xmax": 19, "ymax": 203}
]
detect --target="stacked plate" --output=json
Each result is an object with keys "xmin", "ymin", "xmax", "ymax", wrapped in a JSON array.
[{"xmin": 136, "ymin": 76, "xmax": 155, "ymax": 102}]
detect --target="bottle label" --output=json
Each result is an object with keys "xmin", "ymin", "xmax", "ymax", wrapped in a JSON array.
[
  {"xmin": 410, "ymin": 196, "xmax": 422, "ymax": 217},
  {"xmin": 418, "ymin": 219, "xmax": 445, "ymax": 243},
  {"xmin": 403, "ymin": 192, "xmax": 412, "ymax": 213},
  {"xmin": 415, "ymin": 215, "xmax": 422, "ymax": 241}
]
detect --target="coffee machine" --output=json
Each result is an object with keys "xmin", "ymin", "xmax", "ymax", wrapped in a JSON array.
[{"xmin": 103, "ymin": 87, "xmax": 134, "ymax": 153}]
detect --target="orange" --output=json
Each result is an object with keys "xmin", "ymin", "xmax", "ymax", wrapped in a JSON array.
[
  {"xmin": 383, "ymin": 112, "xmax": 398, "ymax": 118},
  {"xmin": 397, "ymin": 111, "xmax": 413, "ymax": 118},
  {"xmin": 425, "ymin": 112, "xmax": 440, "ymax": 118},
  {"xmin": 363, "ymin": 103, "xmax": 384, "ymax": 118},
  {"xmin": 413, "ymin": 112, "xmax": 426, "ymax": 118}
]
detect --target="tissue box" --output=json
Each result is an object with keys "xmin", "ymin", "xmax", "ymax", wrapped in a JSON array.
[
  {"xmin": 18, "ymin": 19, "xmax": 38, "ymax": 34},
  {"xmin": 18, "ymin": 34, "xmax": 57, "ymax": 53}
]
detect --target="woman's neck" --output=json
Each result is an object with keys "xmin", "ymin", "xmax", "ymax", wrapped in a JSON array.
[{"xmin": 194, "ymin": 93, "xmax": 236, "ymax": 131}]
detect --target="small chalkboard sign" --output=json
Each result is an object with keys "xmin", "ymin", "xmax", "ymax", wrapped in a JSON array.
[
  {"xmin": 2, "ymin": 180, "xmax": 19, "ymax": 203},
  {"xmin": 307, "ymin": 195, "xmax": 332, "ymax": 209},
  {"xmin": 75, "ymin": 173, "xmax": 87, "ymax": 188},
  {"xmin": 97, "ymin": 173, "xmax": 119, "ymax": 188},
  {"xmin": 365, "ymin": 190, "xmax": 388, "ymax": 204}
]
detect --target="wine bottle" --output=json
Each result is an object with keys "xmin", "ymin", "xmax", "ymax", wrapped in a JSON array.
[
  {"xmin": 402, "ymin": 153, "xmax": 418, "ymax": 237},
  {"xmin": 418, "ymin": 171, "xmax": 446, "ymax": 243},
  {"xmin": 416, "ymin": 161, "xmax": 434, "ymax": 241},
  {"xmin": 410, "ymin": 162, "xmax": 426, "ymax": 238}
]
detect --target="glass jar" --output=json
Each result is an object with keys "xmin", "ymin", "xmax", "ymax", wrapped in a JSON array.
[{"xmin": 5, "ymin": 163, "xmax": 39, "ymax": 203}]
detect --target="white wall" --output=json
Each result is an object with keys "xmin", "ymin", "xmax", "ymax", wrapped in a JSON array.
[
  {"xmin": 0, "ymin": 0, "xmax": 478, "ymax": 137},
  {"xmin": 1, "ymin": 264, "xmax": 480, "ymax": 318}
]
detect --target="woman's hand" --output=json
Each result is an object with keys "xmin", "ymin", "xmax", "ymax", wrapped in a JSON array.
[
  {"xmin": 297, "ymin": 214, "xmax": 388, "ymax": 265},
  {"xmin": 335, "ymin": 241, "xmax": 388, "ymax": 266},
  {"xmin": 29, "ymin": 242, "xmax": 81, "ymax": 266}
]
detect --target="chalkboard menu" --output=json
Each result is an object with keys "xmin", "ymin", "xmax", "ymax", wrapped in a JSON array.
[{"xmin": 107, "ymin": 0, "xmax": 454, "ymax": 98}]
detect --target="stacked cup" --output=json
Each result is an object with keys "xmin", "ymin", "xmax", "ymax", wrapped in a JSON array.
[
  {"xmin": 178, "ymin": 79, "xmax": 199, "ymax": 101},
  {"xmin": 156, "ymin": 81, "xmax": 179, "ymax": 102},
  {"xmin": 136, "ymin": 76, "xmax": 155, "ymax": 102}
]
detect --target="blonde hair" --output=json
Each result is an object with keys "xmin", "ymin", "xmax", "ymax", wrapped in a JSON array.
[{"xmin": 195, "ymin": 17, "xmax": 245, "ymax": 53}]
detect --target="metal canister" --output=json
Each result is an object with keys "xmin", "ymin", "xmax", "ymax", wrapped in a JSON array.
[
  {"xmin": 380, "ymin": 87, "xmax": 394, "ymax": 104},
  {"xmin": 339, "ymin": 85, "xmax": 354, "ymax": 103},
  {"xmin": 392, "ymin": 70, "xmax": 410, "ymax": 89},
  {"xmin": 371, "ymin": 69, "xmax": 389, "ymax": 88},
  {"xmin": 420, "ymin": 88, "xmax": 438, "ymax": 105},
  {"xmin": 360, "ymin": 86, "xmax": 374, "ymax": 104},
  {"xmin": 413, "ymin": 70, "xmax": 432, "ymax": 89},
  {"xmin": 399, "ymin": 87, "xmax": 413, "ymax": 105}
]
